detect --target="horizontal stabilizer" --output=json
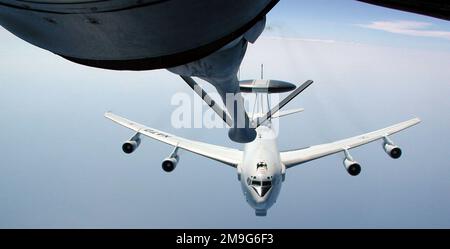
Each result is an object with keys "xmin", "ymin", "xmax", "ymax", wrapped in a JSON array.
[
  {"xmin": 271, "ymin": 108, "xmax": 304, "ymax": 119},
  {"xmin": 256, "ymin": 80, "xmax": 313, "ymax": 127}
]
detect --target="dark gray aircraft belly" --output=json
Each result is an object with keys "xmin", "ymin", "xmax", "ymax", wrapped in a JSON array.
[
  {"xmin": 358, "ymin": 0, "xmax": 450, "ymax": 21},
  {"xmin": 0, "ymin": 0, "xmax": 278, "ymax": 70}
]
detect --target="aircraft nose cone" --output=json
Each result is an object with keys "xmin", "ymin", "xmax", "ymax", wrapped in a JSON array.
[{"xmin": 255, "ymin": 198, "xmax": 266, "ymax": 204}]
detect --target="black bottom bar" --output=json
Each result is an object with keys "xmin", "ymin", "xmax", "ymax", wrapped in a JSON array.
[{"xmin": 0, "ymin": 229, "xmax": 449, "ymax": 248}]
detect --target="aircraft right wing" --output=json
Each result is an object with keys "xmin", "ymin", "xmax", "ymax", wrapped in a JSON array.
[
  {"xmin": 105, "ymin": 112, "xmax": 243, "ymax": 167},
  {"xmin": 280, "ymin": 118, "xmax": 421, "ymax": 168}
]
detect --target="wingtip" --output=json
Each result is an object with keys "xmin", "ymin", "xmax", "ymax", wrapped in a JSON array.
[{"xmin": 104, "ymin": 111, "xmax": 113, "ymax": 118}]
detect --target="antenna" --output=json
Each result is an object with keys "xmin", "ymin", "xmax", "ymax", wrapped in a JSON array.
[{"xmin": 261, "ymin": 64, "xmax": 264, "ymax": 79}]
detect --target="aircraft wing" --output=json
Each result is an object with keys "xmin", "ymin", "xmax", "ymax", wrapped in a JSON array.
[
  {"xmin": 280, "ymin": 118, "xmax": 421, "ymax": 168},
  {"xmin": 105, "ymin": 112, "xmax": 242, "ymax": 167}
]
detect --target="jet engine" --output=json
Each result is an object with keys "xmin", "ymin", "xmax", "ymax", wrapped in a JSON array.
[
  {"xmin": 162, "ymin": 147, "xmax": 180, "ymax": 172},
  {"xmin": 122, "ymin": 133, "xmax": 141, "ymax": 154},
  {"xmin": 343, "ymin": 149, "xmax": 361, "ymax": 176},
  {"xmin": 162, "ymin": 157, "xmax": 178, "ymax": 172},
  {"xmin": 383, "ymin": 136, "xmax": 402, "ymax": 159},
  {"xmin": 343, "ymin": 158, "xmax": 362, "ymax": 176}
]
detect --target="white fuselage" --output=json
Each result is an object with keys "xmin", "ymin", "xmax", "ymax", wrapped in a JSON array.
[{"xmin": 237, "ymin": 124, "xmax": 285, "ymax": 216}]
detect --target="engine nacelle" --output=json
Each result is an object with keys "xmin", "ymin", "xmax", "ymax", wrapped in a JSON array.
[
  {"xmin": 343, "ymin": 158, "xmax": 361, "ymax": 176},
  {"xmin": 342, "ymin": 149, "xmax": 361, "ymax": 176},
  {"xmin": 162, "ymin": 147, "xmax": 180, "ymax": 172},
  {"xmin": 383, "ymin": 143, "xmax": 402, "ymax": 159},
  {"xmin": 122, "ymin": 134, "xmax": 141, "ymax": 154},
  {"xmin": 162, "ymin": 156, "xmax": 178, "ymax": 172}
]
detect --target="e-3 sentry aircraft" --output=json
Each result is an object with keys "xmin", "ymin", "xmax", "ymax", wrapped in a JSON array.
[{"xmin": 105, "ymin": 78, "xmax": 420, "ymax": 216}]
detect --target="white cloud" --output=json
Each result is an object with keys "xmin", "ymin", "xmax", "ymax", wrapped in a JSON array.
[
  {"xmin": 262, "ymin": 36, "xmax": 336, "ymax": 44},
  {"xmin": 358, "ymin": 20, "xmax": 450, "ymax": 40}
]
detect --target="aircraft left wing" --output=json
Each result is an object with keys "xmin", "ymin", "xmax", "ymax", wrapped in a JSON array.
[
  {"xmin": 105, "ymin": 112, "xmax": 242, "ymax": 167},
  {"xmin": 280, "ymin": 118, "xmax": 421, "ymax": 168}
]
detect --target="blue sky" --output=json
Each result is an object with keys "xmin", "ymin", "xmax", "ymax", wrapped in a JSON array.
[
  {"xmin": 266, "ymin": 0, "xmax": 450, "ymax": 51},
  {"xmin": 0, "ymin": 1, "xmax": 450, "ymax": 228}
]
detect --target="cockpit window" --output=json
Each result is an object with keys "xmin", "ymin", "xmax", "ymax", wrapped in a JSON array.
[
  {"xmin": 252, "ymin": 181, "xmax": 261, "ymax": 186},
  {"xmin": 262, "ymin": 181, "xmax": 271, "ymax": 187}
]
